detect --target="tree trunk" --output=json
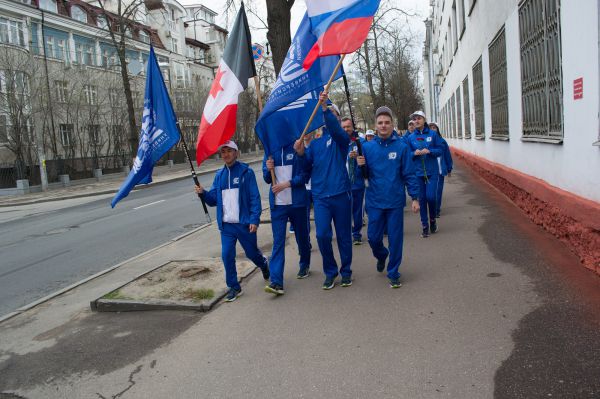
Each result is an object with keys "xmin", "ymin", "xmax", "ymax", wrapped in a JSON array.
[
  {"xmin": 372, "ymin": 27, "xmax": 386, "ymax": 104},
  {"xmin": 361, "ymin": 41, "xmax": 377, "ymax": 103},
  {"xmin": 265, "ymin": 0, "xmax": 294, "ymax": 76},
  {"xmin": 116, "ymin": 41, "xmax": 138, "ymax": 159}
]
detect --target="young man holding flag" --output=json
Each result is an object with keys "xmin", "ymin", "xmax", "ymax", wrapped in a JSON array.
[
  {"xmin": 294, "ymin": 92, "xmax": 353, "ymax": 290},
  {"xmin": 194, "ymin": 141, "xmax": 269, "ymax": 302},
  {"xmin": 262, "ymin": 144, "xmax": 312, "ymax": 296}
]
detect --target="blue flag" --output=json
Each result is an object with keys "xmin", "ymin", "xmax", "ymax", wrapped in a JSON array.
[
  {"xmin": 255, "ymin": 13, "xmax": 343, "ymax": 156},
  {"xmin": 111, "ymin": 47, "xmax": 180, "ymax": 208}
]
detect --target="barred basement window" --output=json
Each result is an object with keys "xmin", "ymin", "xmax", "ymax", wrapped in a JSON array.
[
  {"xmin": 473, "ymin": 58, "xmax": 485, "ymax": 139},
  {"xmin": 456, "ymin": 86, "xmax": 463, "ymax": 139},
  {"xmin": 489, "ymin": 27, "xmax": 509, "ymax": 140},
  {"xmin": 450, "ymin": 93, "xmax": 456, "ymax": 138},
  {"xmin": 519, "ymin": 0, "xmax": 563, "ymax": 143},
  {"xmin": 462, "ymin": 76, "xmax": 471, "ymax": 139}
]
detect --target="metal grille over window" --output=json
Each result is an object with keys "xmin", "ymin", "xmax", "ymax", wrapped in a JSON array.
[
  {"xmin": 489, "ymin": 27, "xmax": 509, "ymax": 140},
  {"xmin": 519, "ymin": 0, "xmax": 563, "ymax": 142},
  {"xmin": 473, "ymin": 58, "xmax": 485, "ymax": 139},
  {"xmin": 456, "ymin": 86, "xmax": 463, "ymax": 139},
  {"xmin": 462, "ymin": 76, "xmax": 471, "ymax": 139}
]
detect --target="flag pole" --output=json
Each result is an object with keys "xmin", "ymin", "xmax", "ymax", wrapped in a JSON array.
[
  {"xmin": 177, "ymin": 123, "xmax": 212, "ymax": 223},
  {"xmin": 254, "ymin": 75, "xmax": 277, "ymax": 184},
  {"xmin": 298, "ymin": 54, "xmax": 346, "ymax": 141},
  {"xmin": 341, "ymin": 72, "xmax": 368, "ymax": 181}
]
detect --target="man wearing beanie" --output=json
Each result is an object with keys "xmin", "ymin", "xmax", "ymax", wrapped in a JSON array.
[
  {"xmin": 405, "ymin": 110, "xmax": 443, "ymax": 237},
  {"xmin": 294, "ymin": 91, "xmax": 353, "ymax": 290},
  {"xmin": 357, "ymin": 106, "xmax": 420, "ymax": 288}
]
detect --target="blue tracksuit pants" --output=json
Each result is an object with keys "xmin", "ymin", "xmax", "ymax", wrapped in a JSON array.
[
  {"xmin": 367, "ymin": 207, "xmax": 405, "ymax": 280},
  {"xmin": 436, "ymin": 175, "xmax": 445, "ymax": 216},
  {"xmin": 313, "ymin": 192, "xmax": 353, "ymax": 279},
  {"xmin": 220, "ymin": 223, "xmax": 267, "ymax": 290},
  {"xmin": 351, "ymin": 188, "xmax": 365, "ymax": 240},
  {"xmin": 269, "ymin": 205, "xmax": 311, "ymax": 287},
  {"xmin": 418, "ymin": 174, "xmax": 439, "ymax": 227}
]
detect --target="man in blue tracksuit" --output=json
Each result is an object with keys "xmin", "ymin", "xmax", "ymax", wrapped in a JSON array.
[
  {"xmin": 195, "ymin": 141, "xmax": 269, "ymax": 302},
  {"xmin": 262, "ymin": 143, "xmax": 311, "ymax": 296},
  {"xmin": 341, "ymin": 116, "xmax": 366, "ymax": 245},
  {"xmin": 294, "ymin": 92, "xmax": 353, "ymax": 290},
  {"xmin": 357, "ymin": 106, "xmax": 420, "ymax": 288},
  {"xmin": 406, "ymin": 111, "xmax": 443, "ymax": 238},
  {"xmin": 428, "ymin": 122, "xmax": 453, "ymax": 218}
]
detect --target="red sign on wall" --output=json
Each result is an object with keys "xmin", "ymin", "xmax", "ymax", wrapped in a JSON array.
[{"xmin": 574, "ymin": 77, "xmax": 583, "ymax": 100}]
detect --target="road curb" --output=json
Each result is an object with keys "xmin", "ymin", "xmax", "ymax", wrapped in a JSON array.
[{"xmin": 0, "ymin": 158, "xmax": 263, "ymax": 208}]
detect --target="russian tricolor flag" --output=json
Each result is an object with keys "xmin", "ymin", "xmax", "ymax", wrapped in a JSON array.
[{"xmin": 303, "ymin": 0, "xmax": 381, "ymax": 70}]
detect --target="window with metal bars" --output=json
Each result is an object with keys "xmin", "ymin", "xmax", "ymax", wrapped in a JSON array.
[
  {"xmin": 519, "ymin": 0, "xmax": 563, "ymax": 143},
  {"xmin": 473, "ymin": 58, "xmax": 485, "ymax": 139},
  {"xmin": 462, "ymin": 76, "xmax": 471, "ymax": 139},
  {"xmin": 489, "ymin": 27, "xmax": 509, "ymax": 140},
  {"xmin": 456, "ymin": 86, "xmax": 463, "ymax": 139}
]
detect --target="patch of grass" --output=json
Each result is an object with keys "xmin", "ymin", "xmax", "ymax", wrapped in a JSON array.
[
  {"xmin": 102, "ymin": 290, "xmax": 132, "ymax": 300},
  {"xmin": 186, "ymin": 288, "xmax": 215, "ymax": 301}
]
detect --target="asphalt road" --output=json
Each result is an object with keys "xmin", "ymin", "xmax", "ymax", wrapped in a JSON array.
[{"xmin": 0, "ymin": 163, "xmax": 269, "ymax": 318}]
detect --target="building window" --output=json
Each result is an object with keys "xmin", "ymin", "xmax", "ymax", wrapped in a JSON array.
[
  {"xmin": 489, "ymin": 27, "xmax": 509, "ymax": 140},
  {"xmin": 173, "ymin": 62, "xmax": 185, "ymax": 88},
  {"xmin": 451, "ymin": 1, "xmax": 458, "ymax": 54},
  {"xmin": 459, "ymin": 0, "xmax": 466, "ymax": 38},
  {"xmin": 54, "ymin": 80, "xmax": 67, "ymax": 103},
  {"xmin": 519, "ymin": 0, "xmax": 563, "ymax": 142},
  {"xmin": 109, "ymin": 88, "xmax": 120, "ymax": 107},
  {"xmin": 0, "ymin": 17, "xmax": 25, "ymax": 47},
  {"xmin": 456, "ymin": 86, "xmax": 463, "ymax": 139},
  {"xmin": 84, "ymin": 85, "xmax": 97, "ymax": 105},
  {"xmin": 171, "ymin": 38, "xmax": 179, "ymax": 53},
  {"xmin": 97, "ymin": 16, "xmax": 109, "ymax": 30},
  {"xmin": 39, "ymin": 0, "xmax": 57, "ymax": 13},
  {"xmin": 450, "ymin": 94, "xmax": 456, "ymax": 138},
  {"xmin": 462, "ymin": 76, "xmax": 471, "ymax": 139},
  {"xmin": 473, "ymin": 57, "xmax": 485, "ymax": 139},
  {"xmin": 75, "ymin": 43, "xmax": 84, "ymax": 64},
  {"xmin": 59, "ymin": 124, "xmax": 73, "ymax": 147},
  {"xmin": 138, "ymin": 29, "xmax": 150, "ymax": 44},
  {"xmin": 88, "ymin": 124, "xmax": 100, "ymax": 145},
  {"xmin": 71, "ymin": 6, "xmax": 88, "ymax": 23}
]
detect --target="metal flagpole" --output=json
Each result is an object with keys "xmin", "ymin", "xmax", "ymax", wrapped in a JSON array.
[
  {"xmin": 254, "ymin": 76, "xmax": 276, "ymax": 184},
  {"xmin": 177, "ymin": 122, "xmax": 212, "ymax": 223}
]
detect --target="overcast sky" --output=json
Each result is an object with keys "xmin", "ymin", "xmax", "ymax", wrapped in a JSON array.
[{"xmin": 180, "ymin": 0, "xmax": 430, "ymax": 64}]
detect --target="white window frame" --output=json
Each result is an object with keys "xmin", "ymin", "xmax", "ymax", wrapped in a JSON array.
[
  {"xmin": 97, "ymin": 16, "xmax": 109, "ymax": 30},
  {"xmin": 39, "ymin": 0, "xmax": 58, "ymax": 13},
  {"xmin": 59, "ymin": 124, "xmax": 73, "ymax": 147},
  {"xmin": 54, "ymin": 80, "xmax": 67, "ymax": 103},
  {"xmin": 84, "ymin": 84, "xmax": 97, "ymax": 105},
  {"xmin": 71, "ymin": 6, "xmax": 88, "ymax": 23}
]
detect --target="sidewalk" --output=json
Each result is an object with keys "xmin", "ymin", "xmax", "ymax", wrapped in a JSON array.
[
  {"xmin": 0, "ymin": 152, "xmax": 265, "ymax": 207},
  {"xmin": 0, "ymin": 160, "xmax": 599, "ymax": 398}
]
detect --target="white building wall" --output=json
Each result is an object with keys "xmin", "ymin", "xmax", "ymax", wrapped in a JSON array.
[{"xmin": 426, "ymin": 0, "xmax": 600, "ymax": 203}]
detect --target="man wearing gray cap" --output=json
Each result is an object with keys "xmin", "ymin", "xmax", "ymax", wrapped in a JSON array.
[
  {"xmin": 405, "ymin": 110, "xmax": 443, "ymax": 238},
  {"xmin": 357, "ymin": 106, "xmax": 420, "ymax": 288}
]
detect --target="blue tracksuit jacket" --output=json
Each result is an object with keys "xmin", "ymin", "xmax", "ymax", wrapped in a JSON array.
[
  {"xmin": 262, "ymin": 144, "xmax": 309, "ymax": 209},
  {"xmin": 304, "ymin": 109, "xmax": 351, "ymax": 198},
  {"xmin": 201, "ymin": 161, "xmax": 262, "ymax": 231},
  {"xmin": 406, "ymin": 125, "xmax": 443, "ymax": 178},
  {"xmin": 348, "ymin": 137, "xmax": 366, "ymax": 190},
  {"xmin": 361, "ymin": 133, "xmax": 420, "ymax": 209},
  {"xmin": 437, "ymin": 137, "xmax": 453, "ymax": 176}
]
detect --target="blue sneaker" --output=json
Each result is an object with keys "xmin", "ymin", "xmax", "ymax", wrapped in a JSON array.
[
  {"xmin": 389, "ymin": 278, "xmax": 402, "ymax": 289},
  {"xmin": 260, "ymin": 256, "xmax": 270, "ymax": 280},
  {"xmin": 353, "ymin": 237, "xmax": 362, "ymax": 245},
  {"xmin": 225, "ymin": 287, "xmax": 242, "ymax": 302},
  {"xmin": 289, "ymin": 224, "xmax": 295, "ymax": 233},
  {"xmin": 376, "ymin": 258, "xmax": 386, "ymax": 273},
  {"xmin": 264, "ymin": 283, "xmax": 284, "ymax": 295},
  {"xmin": 296, "ymin": 267, "xmax": 310, "ymax": 279},
  {"xmin": 421, "ymin": 226, "xmax": 430, "ymax": 238},
  {"xmin": 341, "ymin": 276, "xmax": 352, "ymax": 287},
  {"xmin": 322, "ymin": 277, "xmax": 335, "ymax": 290}
]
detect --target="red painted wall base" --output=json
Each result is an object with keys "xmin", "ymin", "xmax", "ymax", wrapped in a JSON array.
[{"xmin": 453, "ymin": 148, "xmax": 600, "ymax": 275}]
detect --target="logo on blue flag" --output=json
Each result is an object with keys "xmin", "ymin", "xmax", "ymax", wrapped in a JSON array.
[
  {"xmin": 111, "ymin": 47, "xmax": 180, "ymax": 208},
  {"xmin": 255, "ymin": 13, "xmax": 343, "ymax": 156}
]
